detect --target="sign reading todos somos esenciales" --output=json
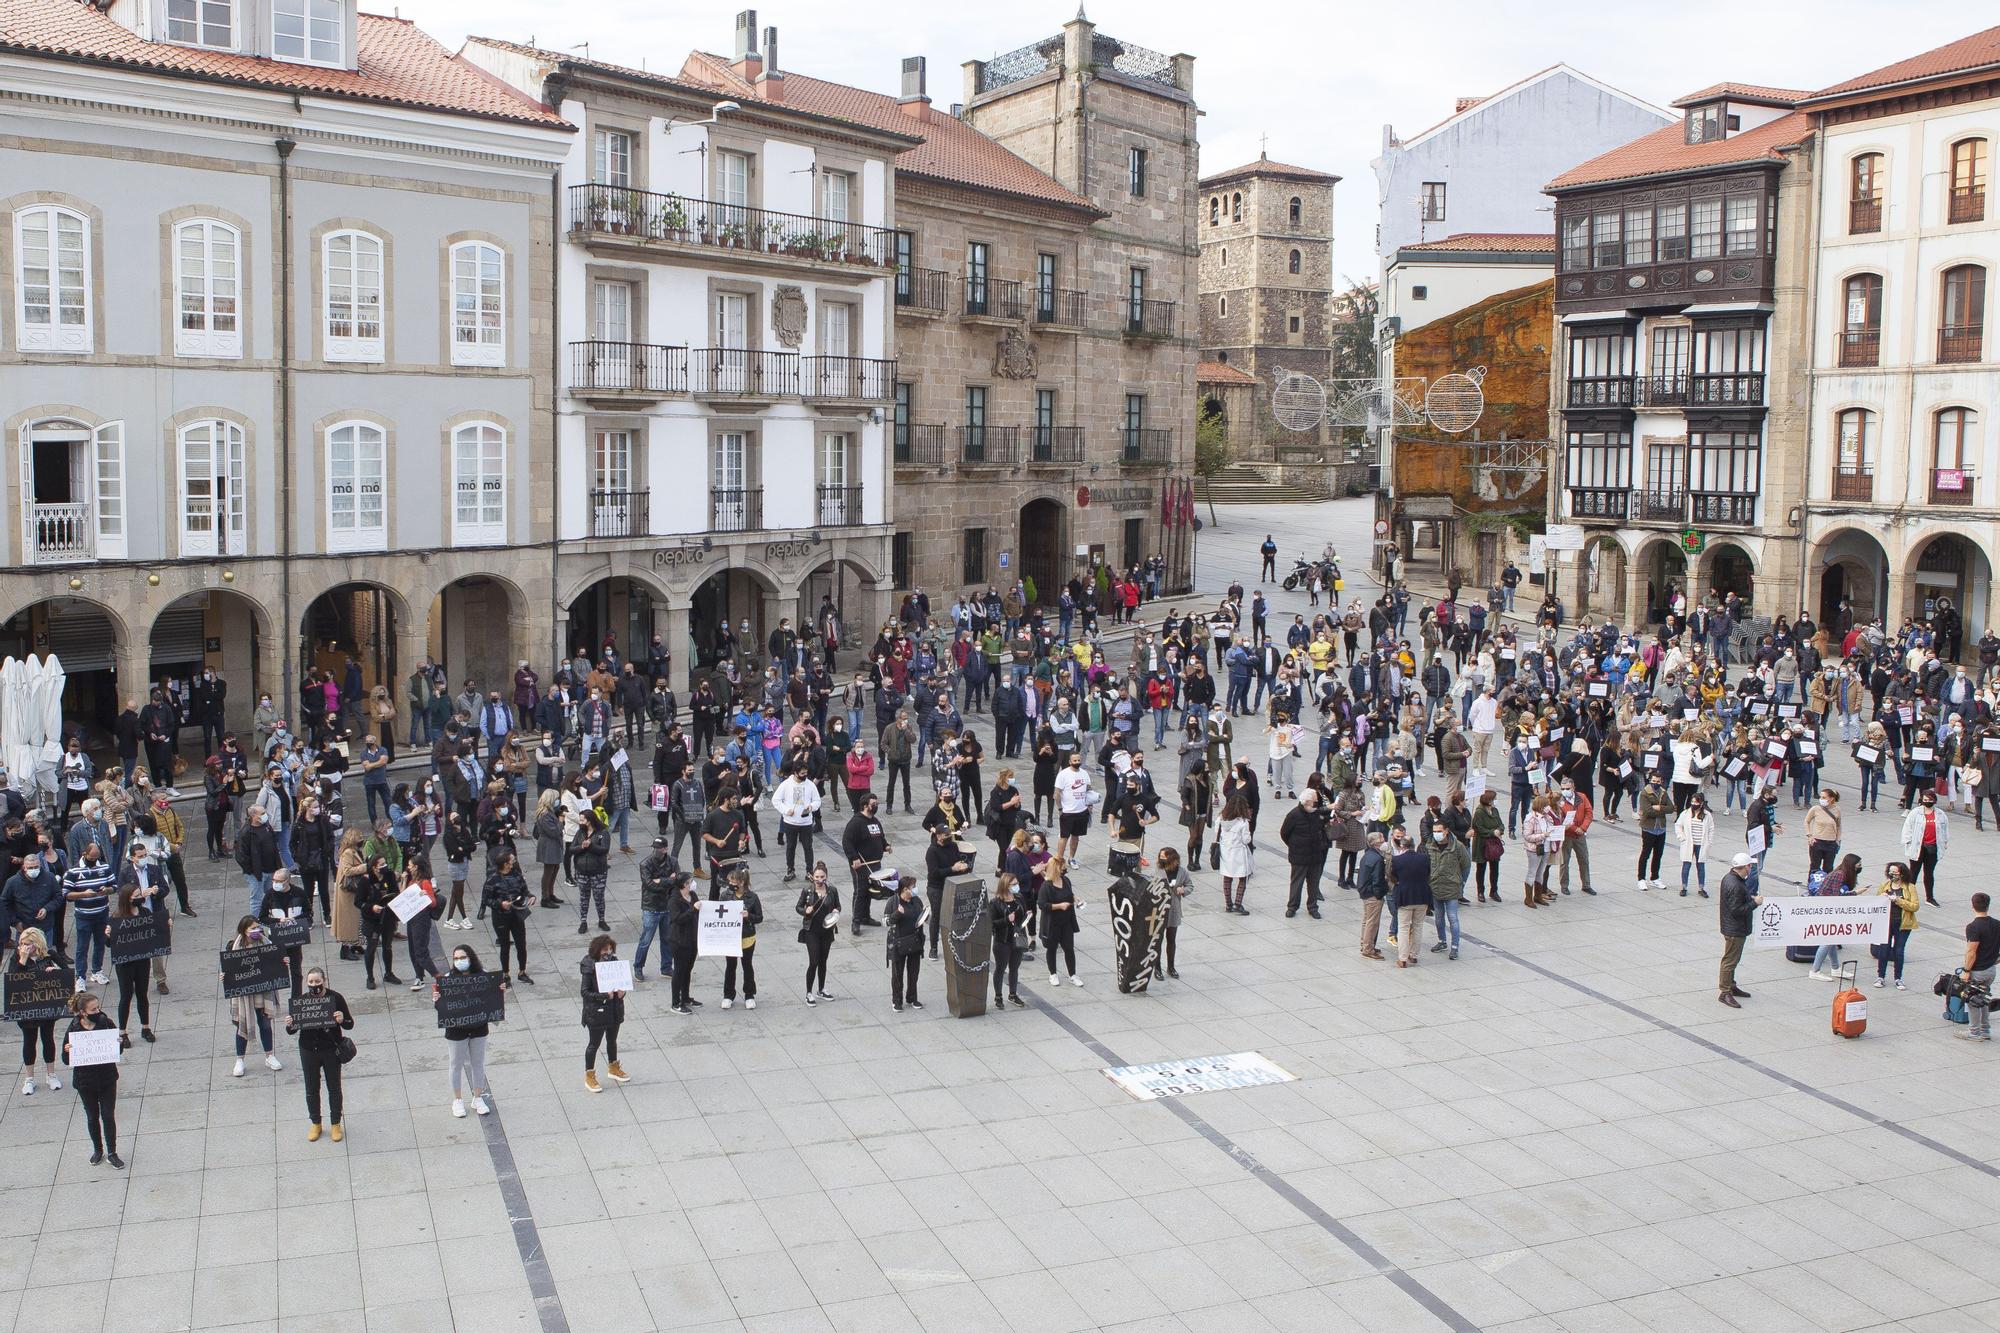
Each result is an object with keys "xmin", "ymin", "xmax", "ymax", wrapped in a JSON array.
[{"xmin": 1751, "ymin": 896, "xmax": 1890, "ymax": 950}]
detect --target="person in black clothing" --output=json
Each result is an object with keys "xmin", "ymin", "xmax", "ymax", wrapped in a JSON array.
[
  {"xmin": 106, "ymin": 878, "xmax": 160, "ymax": 1043},
  {"xmin": 923, "ymin": 825, "xmax": 971, "ymax": 961},
  {"xmin": 481, "ymin": 850, "xmax": 535, "ymax": 984},
  {"xmin": 1279, "ymin": 790, "xmax": 1331, "ymax": 919},
  {"xmin": 63, "ymin": 991, "xmax": 123, "ymax": 1167},
  {"xmin": 795, "ymin": 861, "xmax": 839, "ymax": 1004},
  {"xmin": 666, "ymin": 876, "xmax": 702, "ymax": 1015},
  {"xmin": 353, "ymin": 855, "xmax": 402, "ymax": 989},
  {"xmin": 284, "ymin": 966, "xmax": 353, "ymax": 1140},
  {"xmin": 701, "ymin": 790, "xmax": 749, "ymax": 890},
  {"xmin": 989, "ymin": 873, "xmax": 1027, "ymax": 1008},
  {"xmin": 841, "ymin": 795, "xmax": 888, "ymax": 933},
  {"xmin": 580, "ymin": 934, "xmax": 629, "ymax": 1091},
  {"xmin": 886, "ymin": 879, "xmax": 929, "ymax": 1012}
]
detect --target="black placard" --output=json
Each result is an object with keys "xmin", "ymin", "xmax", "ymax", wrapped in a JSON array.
[
  {"xmin": 108, "ymin": 912, "xmax": 172, "ymax": 965},
  {"xmin": 435, "ymin": 972, "xmax": 507, "ymax": 1028},
  {"xmin": 220, "ymin": 943, "xmax": 290, "ymax": 997},
  {"xmin": 267, "ymin": 915, "xmax": 312, "ymax": 950},
  {"xmin": 4, "ymin": 964, "xmax": 75, "ymax": 1022},
  {"xmin": 288, "ymin": 991, "xmax": 339, "ymax": 1030}
]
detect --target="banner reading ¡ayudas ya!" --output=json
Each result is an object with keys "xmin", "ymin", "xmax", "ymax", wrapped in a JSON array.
[{"xmin": 1751, "ymin": 895, "xmax": 1890, "ymax": 950}]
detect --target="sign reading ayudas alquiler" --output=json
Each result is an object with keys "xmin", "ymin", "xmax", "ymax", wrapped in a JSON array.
[{"xmin": 1102, "ymin": 1051, "xmax": 1296, "ymax": 1101}]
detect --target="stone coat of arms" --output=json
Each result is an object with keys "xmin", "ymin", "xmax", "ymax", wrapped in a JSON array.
[{"xmin": 995, "ymin": 324, "xmax": 1037, "ymax": 380}]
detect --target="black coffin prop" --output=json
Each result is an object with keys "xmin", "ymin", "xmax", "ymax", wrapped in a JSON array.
[
  {"xmin": 1108, "ymin": 871, "xmax": 1168, "ymax": 994},
  {"xmin": 941, "ymin": 874, "xmax": 991, "ymax": 1018}
]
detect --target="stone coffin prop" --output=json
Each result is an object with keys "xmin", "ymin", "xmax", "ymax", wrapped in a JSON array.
[
  {"xmin": 941, "ymin": 873, "xmax": 991, "ymax": 1018},
  {"xmin": 1108, "ymin": 871, "xmax": 1168, "ymax": 994}
]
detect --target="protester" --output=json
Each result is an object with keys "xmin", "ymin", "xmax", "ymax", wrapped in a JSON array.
[
  {"xmin": 284, "ymin": 966, "xmax": 352, "ymax": 1141},
  {"xmin": 63, "ymin": 990, "xmax": 122, "ymax": 1167},
  {"xmin": 441, "ymin": 943, "xmax": 496, "ymax": 1116},
  {"xmin": 1873, "ymin": 861, "xmax": 1918, "ymax": 989},
  {"xmin": 579, "ymin": 934, "xmax": 629, "ymax": 1091},
  {"xmin": 12, "ymin": 929, "xmax": 63, "ymax": 1095}
]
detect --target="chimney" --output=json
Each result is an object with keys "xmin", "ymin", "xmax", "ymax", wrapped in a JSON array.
[
  {"xmin": 757, "ymin": 25, "xmax": 784, "ymax": 98},
  {"xmin": 732, "ymin": 10, "xmax": 761, "ymax": 78},
  {"xmin": 897, "ymin": 56, "xmax": 930, "ymax": 119}
]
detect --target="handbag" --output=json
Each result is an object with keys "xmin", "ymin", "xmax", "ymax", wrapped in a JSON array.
[
  {"xmin": 337, "ymin": 1035, "xmax": 358, "ymax": 1064},
  {"xmin": 1481, "ymin": 835, "xmax": 1504, "ymax": 861}
]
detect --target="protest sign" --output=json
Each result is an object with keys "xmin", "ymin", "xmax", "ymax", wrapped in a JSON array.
[
  {"xmin": 435, "ymin": 972, "xmax": 507, "ymax": 1028},
  {"xmin": 1751, "ymin": 895, "xmax": 1890, "ymax": 950},
  {"xmin": 288, "ymin": 992, "xmax": 340, "ymax": 1030},
  {"xmin": 220, "ymin": 943, "xmax": 289, "ymax": 997},
  {"xmin": 108, "ymin": 912, "xmax": 171, "ymax": 965},
  {"xmin": 696, "ymin": 900, "xmax": 745, "ymax": 958},
  {"xmin": 3, "ymin": 964, "xmax": 74, "ymax": 1022},
  {"xmin": 267, "ymin": 915, "xmax": 312, "ymax": 949},
  {"xmin": 388, "ymin": 884, "xmax": 432, "ymax": 923},
  {"xmin": 594, "ymin": 959, "xmax": 634, "ymax": 993},
  {"xmin": 67, "ymin": 1028, "xmax": 122, "ymax": 1067}
]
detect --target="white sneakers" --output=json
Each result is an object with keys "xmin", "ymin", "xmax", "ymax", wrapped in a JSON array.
[
  {"xmin": 745, "ymin": 998, "xmax": 756, "ymax": 1010},
  {"xmin": 72, "ymin": 977, "xmax": 84, "ymax": 993},
  {"xmin": 452, "ymin": 1099, "xmax": 467, "ymax": 1118},
  {"xmin": 265, "ymin": 1054, "xmax": 282, "ymax": 1071},
  {"xmin": 1071, "ymin": 975, "xmax": 1084, "ymax": 988},
  {"xmin": 410, "ymin": 979, "xmax": 427, "ymax": 991},
  {"xmin": 721, "ymin": 998, "xmax": 733, "ymax": 1010},
  {"xmin": 232, "ymin": 1058, "xmax": 246, "ymax": 1078},
  {"xmin": 45, "ymin": 1075, "xmax": 58, "ymax": 1091},
  {"xmin": 1638, "ymin": 878, "xmax": 1649, "ymax": 892},
  {"xmin": 91, "ymin": 972, "xmax": 107, "ymax": 986},
  {"xmin": 1049, "ymin": 973, "xmax": 1063, "ymax": 988},
  {"xmin": 19, "ymin": 1080, "xmax": 29, "ymax": 1096},
  {"xmin": 472, "ymin": 1095, "xmax": 491, "ymax": 1116},
  {"xmin": 1809, "ymin": 970, "xmax": 1836, "ymax": 982}
]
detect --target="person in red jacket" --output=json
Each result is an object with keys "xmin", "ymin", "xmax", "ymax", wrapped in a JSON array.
[
  {"xmin": 1557, "ymin": 779, "xmax": 1597, "ymax": 896},
  {"xmin": 842, "ymin": 743, "xmax": 877, "ymax": 812}
]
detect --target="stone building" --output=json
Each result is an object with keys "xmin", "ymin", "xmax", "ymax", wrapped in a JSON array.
[
  {"xmin": 0, "ymin": 0, "xmax": 571, "ymax": 740},
  {"xmin": 1196, "ymin": 154, "xmax": 1339, "ymax": 461},
  {"xmin": 1545, "ymin": 84, "xmax": 1815, "ymax": 627},
  {"xmin": 467, "ymin": 17, "xmax": 906, "ymax": 687},
  {"xmin": 1798, "ymin": 29, "xmax": 2000, "ymax": 647}
]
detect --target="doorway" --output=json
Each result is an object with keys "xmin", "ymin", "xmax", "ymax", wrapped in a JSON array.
[{"xmin": 1019, "ymin": 498, "xmax": 1064, "ymax": 605}]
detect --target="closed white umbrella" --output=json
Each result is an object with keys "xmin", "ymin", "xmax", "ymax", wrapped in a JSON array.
[{"xmin": 31, "ymin": 655, "xmax": 67, "ymax": 797}]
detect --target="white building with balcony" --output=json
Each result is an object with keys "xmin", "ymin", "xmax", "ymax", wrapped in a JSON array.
[
  {"xmin": 0, "ymin": 0, "xmax": 570, "ymax": 739},
  {"xmin": 1799, "ymin": 29, "xmax": 2000, "ymax": 645},
  {"xmin": 467, "ymin": 15, "xmax": 906, "ymax": 677}
]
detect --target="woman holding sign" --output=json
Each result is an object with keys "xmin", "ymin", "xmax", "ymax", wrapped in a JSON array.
[
  {"xmin": 107, "ymin": 881, "xmax": 159, "ymax": 1044},
  {"xmin": 579, "ymin": 934, "xmax": 629, "ymax": 1092},
  {"xmin": 11, "ymin": 929, "xmax": 65, "ymax": 1095},
  {"xmin": 439, "ymin": 943, "xmax": 495, "ymax": 1116},
  {"xmin": 223, "ymin": 917, "xmax": 282, "ymax": 1076},
  {"xmin": 284, "ymin": 966, "xmax": 352, "ymax": 1141},
  {"xmin": 62, "ymin": 991, "xmax": 121, "ymax": 1166}
]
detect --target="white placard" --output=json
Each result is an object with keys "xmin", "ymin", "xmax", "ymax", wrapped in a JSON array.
[
  {"xmin": 1683, "ymin": 709, "xmax": 1698, "ymax": 721},
  {"xmin": 1751, "ymin": 895, "xmax": 1891, "ymax": 950},
  {"xmin": 593, "ymin": 959, "xmax": 633, "ymax": 993},
  {"xmin": 1465, "ymin": 769, "xmax": 1487, "ymax": 799},
  {"xmin": 1102, "ymin": 1051, "xmax": 1297, "ymax": 1102},
  {"xmin": 1799, "ymin": 740, "xmax": 1819, "ymax": 757},
  {"xmin": 1746, "ymin": 824, "xmax": 1767, "ymax": 857},
  {"xmin": 1854, "ymin": 745, "xmax": 1881, "ymax": 766},
  {"xmin": 1911, "ymin": 746, "xmax": 1935, "ymax": 763},
  {"xmin": 1899, "ymin": 707, "xmax": 1916, "ymax": 725},
  {"xmin": 1550, "ymin": 727, "xmax": 1566, "ymax": 742},
  {"xmin": 1642, "ymin": 753, "xmax": 1659, "ymax": 769},
  {"xmin": 697, "ymin": 900, "xmax": 745, "ymax": 958},
  {"xmin": 1618, "ymin": 761, "xmax": 1633, "ymax": 779},
  {"xmin": 1724, "ymin": 757, "xmax": 1748, "ymax": 779},
  {"xmin": 1766, "ymin": 741, "xmax": 1789, "ymax": 760},
  {"xmin": 610, "ymin": 749, "xmax": 628, "ymax": 771},
  {"xmin": 1983, "ymin": 738, "xmax": 2000, "ymax": 755},
  {"xmin": 67, "ymin": 1028, "xmax": 121, "ymax": 1067},
  {"xmin": 1543, "ymin": 524, "xmax": 1585, "ymax": 552},
  {"xmin": 1587, "ymin": 682, "xmax": 1609, "ymax": 698},
  {"xmin": 1499, "ymin": 649, "xmax": 1517, "ymax": 661},
  {"xmin": 388, "ymin": 884, "xmax": 432, "ymax": 923}
]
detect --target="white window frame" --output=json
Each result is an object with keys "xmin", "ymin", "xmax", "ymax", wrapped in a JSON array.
[
  {"xmin": 449, "ymin": 240, "xmax": 505, "ymax": 368},
  {"xmin": 93, "ymin": 421, "xmax": 126, "ymax": 559},
  {"xmin": 14, "ymin": 205, "xmax": 91, "ymax": 353},
  {"xmin": 174, "ymin": 219, "xmax": 242, "ymax": 358},
  {"xmin": 325, "ymin": 420, "xmax": 386, "ymax": 552},
  {"xmin": 322, "ymin": 229, "xmax": 384, "ymax": 363},
  {"xmin": 593, "ymin": 128, "xmax": 633, "ymax": 188},
  {"xmin": 820, "ymin": 169, "xmax": 851, "ymax": 223},
  {"xmin": 165, "ymin": 0, "xmax": 235, "ymax": 51},
  {"xmin": 451, "ymin": 421, "xmax": 506, "ymax": 546},
  {"xmin": 177, "ymin": 418, "xmax": 247, "ymax": 557},
  {"xmin": 272, "ymin": 0, "xmax": 343, "ymax": 67}
]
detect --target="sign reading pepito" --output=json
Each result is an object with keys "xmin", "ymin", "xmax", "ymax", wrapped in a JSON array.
[
  {"xmin": 764, "ymin": 540, "xmax": 816, "ymax": 563},
  {"xmin": 651, "ymin": 549, "xmax": 707, "ymax": 570}
]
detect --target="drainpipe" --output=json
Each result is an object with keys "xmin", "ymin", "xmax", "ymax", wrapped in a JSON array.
[
  {"xmin": 550, "ymin": 162, "xmax": 564, "ymax": 668},
  {"xmin": 1796, "ymin": 131, "xmax": 1822, "ymax": 620},
  {"xmin": 276, "ymin": 136, "xmax": 296, "ymax": 712}
]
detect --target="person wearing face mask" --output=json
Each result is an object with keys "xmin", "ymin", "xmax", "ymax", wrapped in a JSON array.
[
  {"xmin": 64, "ymin": 841, "xmax": 115, "ymax": 989},
  {"xmin": 1, "ymin": 851, "xmax": 60, "ymax": 953},
  {"xmin": 220, "ymin": 916, "xmax": 282, "ymax": 1076},
  {"xmin": 12, "ymin": 929, "xmax": 64, "ymax": 1096},
  {"xmin": 1900, "ymin": 790, "xmax": 1949, "ymax": 908},
  {"xmin": 107, "ymin": 870, "xmax": 160, "ymax": 1043},
  {"xmin": 1426, "ymin": 824, "xmax": 1470, "ymax": 961},
  {"xmin": 284, "ymin": 967, "xmax": 352, "ymax": 1140},
  {"xmin": 580, "ymin": 934, "xmax": 630, "ymax": 1092},
  {"xmin": 439, "ymin": 944, "xmax": 496, "ymax": 1116},
  {"xmin": 62, "ymin": 990, "xmax": 122, "ymax": 1167},
  {"xmin": 794, "ymin": 861, "xmax": 840, "ymax": 1005},
  {"xmin": 1555, "ymin": 780, "xmax": 1597, "ymax": 897}
]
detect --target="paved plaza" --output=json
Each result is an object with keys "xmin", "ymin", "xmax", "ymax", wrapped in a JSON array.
[{"xmin": 4, "ymin": 497, "xmax": 1997, "ymax": 1333}]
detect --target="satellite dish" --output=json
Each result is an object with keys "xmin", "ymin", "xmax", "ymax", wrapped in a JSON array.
[
  {"xmin": 1270, "ymin": 371, "xmax": 1327, "ymax": 433},
  {"xmin": 1424, "ymin": 367, "xmax": 1487, "ymax": 435}
]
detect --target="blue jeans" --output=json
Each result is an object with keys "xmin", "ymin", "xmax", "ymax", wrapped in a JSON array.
[
  {"xmin": 760, "ymin": 748, "xmax": 779, "ymax": 786},
  {"xmin": 1153, "ymin": 709, "xmax": 1171, "ymax": 746},
  {"xmin": 847, "ymin": 705, "xmax": 863, "ymax": 737},
  {"xmin": 409, "ymin": 713, "xmax": 429, "ymax": 747},
  {"xmin": 612, "ymin": 807, "xmax": 631, "ymax": 851},
  {"xmin": 1812, "ymin": 943, "xmax": 1842, "ymax": 973},
  {"xmin": 1681, "ymin": 856, "xmax": 1707, "ymax": 889},
  {"xmin": 1503, "ymin": 587, "xmax": 1515, "ymax": 611},
  {"xmin": 1873, "ymin": 928, "xmax": 1911, "ymax": 980},
  {"xmin": 1509, "ymin": 786, "xmax": 1531, "ymax": 835},
  {"xmin": 580, "ymin": 735, "xmax": 604, "ymax": 769},
  {"xmin": 245, "ymin": 872, "xmax": 271, "ymax": 917},
  {"xmin": 1861, "ymin": 766, "xmax": 1883, "ymax": 806},
  {"xmin": 73, "ymin": 909, "xmax": 108, "ymax": 974},
  {"xmin": 365, "ymin": 781, "xmax": 390, "ymax": 822},
  {"xmin": 1226, "ymin": 679, "xmax": 1250, "ymax": 714},
  {"xmin": 1433, "ymin": 898, "xmax": 1460, "ymax": 949},
  {"xmin": 277, "ymin": 824, "xmax": 296, "ymax": 872},
  {"xmin": 1251, "ymin": 676, "xmax": 1268, "ymax": 712},
  {"xmin": 1775, "ymin": 682, "xmax": 1795, "ymax": 704},
  {"xmin": 634, "ymin": 909, "xmax": 671, "ymax": 975}
]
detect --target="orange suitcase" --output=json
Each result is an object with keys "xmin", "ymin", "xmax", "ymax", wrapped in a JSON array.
[{"xmin": 1831, "ymin": 961, "xmax": 1868, "ymax": 1039}]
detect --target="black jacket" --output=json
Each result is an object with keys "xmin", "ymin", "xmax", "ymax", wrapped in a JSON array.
[
  {"xmin": 580, "ymin": 953, "xmax": 626, "ymax": 1027},
  {"xmin": 571, "ymin": 827, "xmax": 610, "ymax": 878},
  {"xmin": 234, "ymin": 824, "xmax": 281, "ymax": 876},
  {"xmin": 639, "ymin": 852, "xmax": 681, "ymax": 912},
  {"xmin": 665, "ymin": 892, "xmax": 701, "ymax": 950},
  {"xmin": 62, "ymin": 1011, "xmax": 121, "ymax": 1091},
  {"xmin": 842, "ymin": 812, "xmax": 887, "ymax": 867},
  {"xmin": 481, "ymin": 865, "xmax": 531, "ymax": 920},
  {"xmin": 287, "ymin": 987, "xmax": 354, "ymax": 1052},
  {"xmin": 1279, "ymin": 804, "xmax": 1331, "ymax": 866},
  {"xmin": 795, "ymin": 885, "xmax": 839, "ymax": 941},
  {"xmin": 1356, "ymin": 847, "xmax": 1388, "ymax": 901}
]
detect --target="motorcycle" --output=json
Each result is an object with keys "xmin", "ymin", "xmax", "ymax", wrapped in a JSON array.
[{"xmin": 1280, "ymin": 558, "xmax": 1317, "ymax": 593}]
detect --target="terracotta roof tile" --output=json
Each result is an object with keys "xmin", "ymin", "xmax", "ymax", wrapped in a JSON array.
[
  {"xmin": 1196, "ymin": 360, "xmax": 1257, "ymax": 384},
  {"xmin": 1671, "ymin": 82, "xmax": 1808, "ymax": 109},
  {"xmin": 1401, "ymin": 232, "xmax": 1554, "ymax": 254},
  {"xmin": 676, "ymin": 51, "xmax": 1101, "ymax": 216},
  {"xmin": 1198, "ymin": 154, "xmax": 1339, "ymax": 187},
  {"xmin": 1804, "ymin": 24, "xmax": 2000, "ymax": 103},
  {"xmin": 1546, "ymin": 111, "xmax": 1808, "ymax": 191},
  {"xmin": 0, "ymin": 0, "xmax": 567, "ymax": 126}
]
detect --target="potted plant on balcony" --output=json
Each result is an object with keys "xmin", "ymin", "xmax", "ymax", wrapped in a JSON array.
[
  {"xmin": 658, "ymin": 197, "xmax": 688, "ymax": 242},
  {"xmin": 718, "ymin": 222, "xmax": 747, "ymax": 249}
]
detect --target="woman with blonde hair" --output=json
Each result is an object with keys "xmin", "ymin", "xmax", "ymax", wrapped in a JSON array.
[
  {"xmin": 12, "ymin": 929, "xmax": 64, "ymax": 1096},
  {"xmin": 368, "ymin": 685, "xmax": 398, "ymax": 762},
  {"xmin": 1521, "ymin": 793, "xmax": 1557, "ymax": 907},
  {"xmin": 332, "ymin": 827, "xmax": 367, "ymax": 958}
]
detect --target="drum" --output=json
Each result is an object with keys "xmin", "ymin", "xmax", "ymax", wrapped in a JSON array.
[
  {"xmin": 868, "ymin": 868, "xmax": 901, "ymax": 900},
  {"xmin": 1107, "ymin": 840, "xmax": 1143, "ymax": 877}
]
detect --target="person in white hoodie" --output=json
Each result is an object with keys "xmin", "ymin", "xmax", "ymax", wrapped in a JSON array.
[
  {"xmin": 772, "ymin": 763, "xmax": 823, "ymax": 883},
  {"xmin": 1467, "ymin": 686, "xmax": 1500, "ymax": 773}
]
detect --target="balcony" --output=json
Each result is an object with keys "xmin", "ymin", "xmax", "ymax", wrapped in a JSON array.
[
  {"xmin": 816, "ymin": 484, "xmax": 864, "ymax": 527},
  {"xmin": 802, "ymin": 356, "xmax": 895, "ymax": 403},
  {"xmin": 1125, "ymin": 299, "xmax": 1176, "ymax": 339},
  {"xmin": 1568, "ymin": 376, "xmax": 1636, "ymax": 409},
  {"xmin": 590, "ymin": 490, "xmax": 648, "ymax": 539},
  {"xmin": 1635, "ymin": 490, "xmax": 1688, "ymax": 523},
  {"xmin": 1638, "ymin": 376, "xmax": 1688, "ymax": 407},
  {"xmin": 1035, "ymin": 288, "xmax": 1087, "ymax": 329},
  {"xmin": 1838, "ymin": 330, "xmax": 1880, "ymax": 368},
  {"xmin": 896, "ymin": 266, "xmax": 951, "ymax": 315},
  {"xmin": 895, "ymin": 423, "xmax": 950, "ymax": 467},
  {"xmin": 1830, "ymin": 469, "xmax": 1874, "ymax": 502},
  {"xmin": 965, "ymin": 277, "xmax": 1023, "ymax": 321},
  {"xmin": 566, "ymin": 183, "xmax": 893, "ymax": 271},
  {"xmin": 1949, "ymin": 186, "xmax": 1986, "ymax": 225},
  {"xmin": 1939, "ymin": 325, "xmax": 1984, "ymax": 364},
  {"xmin": 1121, "ymin": 428, "xmax": 1174, "ymax": 465},
  {"xmin": 1567, "ymin": 488, "xmax": 1629, "ymax": 521},
  {"xmin": 1849, "ymin": 198, "xmax": 1882, "ymax": 234},
  {"xmin": 1690, "ymin": 492, "xmax": 1756, "ymax": 525},
  {"xmin": 710, "ymin": 487, "xmax": 764, "ymax": 533},
  {"xmin": 1931, "ymin": 469, "xmax": 1975, "ymax": 505},
  {"xmin": 1029, "ymin": 425, "xmax": 1083, "ymax": 464},
  {"xmin": 959, "ymin": 425, "xmax": 1021, "ymax": 466},
  {"xmin": 1690, "ymin": 372, "xmax": 1765, "ymax": 407},
  {"xmin": 29, "ymin": 502, "xmax": 93, "ymax": 564},
  {"xmin": 570, "ymin": 341, "xmax": 689, "ymax": 398},
  {"xmin": 691, "ymin": 348, "xmax": 800, "ymax": 399}
]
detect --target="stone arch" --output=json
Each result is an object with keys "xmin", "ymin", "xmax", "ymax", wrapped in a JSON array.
[
  {"xmin": 426, "ymin": 572, "xmax": 532, "ymax": 702},
  {"xmin": 1812, "ymin": 525, "xmax": 1890, "ymax": 632},
  {"xmin": 1700, "ymin": 539, "xmax": 1758, "ymax": 611},
  {"xmin": 1904, "ymin": 529, "xmax": 1990, "ymax": 659},
  {"xmin": 1576, "ymin": 535, "xmax": 1628, "ymax": 622},
  {"xmin": 1628, "ymin": 535, "xmax": 1690, "ymax": 627}
]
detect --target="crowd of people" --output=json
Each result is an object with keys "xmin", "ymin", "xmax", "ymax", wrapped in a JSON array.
[{"xmin": 4, "ymin": 538, "xmax": 1995, "ymax": 1163}]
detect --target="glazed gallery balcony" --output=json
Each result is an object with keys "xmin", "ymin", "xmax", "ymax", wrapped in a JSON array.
[{"xmin": 567, "ymin": 184, "xmax": 895, "ymax": 272}]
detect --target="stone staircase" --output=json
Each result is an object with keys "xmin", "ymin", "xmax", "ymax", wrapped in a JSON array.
[{"xmin": 1195, "ymin": 465, "xmax": 1330, "ymax": 505}]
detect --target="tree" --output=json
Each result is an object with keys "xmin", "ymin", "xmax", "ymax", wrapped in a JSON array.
[
  {"xmin": 1194, "ymin": 398, "xmax": 1233, "ymax": 527},
  {"xmin": 1328, "ymin": 278, "xmax": 1379, "ymax": 381}
]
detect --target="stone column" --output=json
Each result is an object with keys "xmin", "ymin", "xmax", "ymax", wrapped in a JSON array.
[
  {"xmin": 113, "ymin": 642, "xmax": 150, "ymax": 718},
  {"xmin": 665, "ymin": 606, "xmax": 691, "ymax": 698}
]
